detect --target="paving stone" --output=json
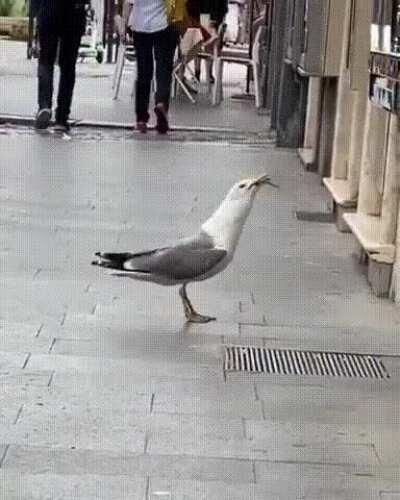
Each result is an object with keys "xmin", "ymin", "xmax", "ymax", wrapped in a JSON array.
[
  {"xmin": 1, "ymin": 122, "xmax": 400, "ymax": 495},
  {"xmin": 50, "ymin": 335, "xmax": 223, "ymax": 361},
  {"xmin": 152, "ymin": 386, "xmax": 263, "ymax": 419},
  {"xmin": 0, "ymin": 352, "xmax": 28, "ymax": 371},
  {"xmin": 0, "ymin": 401, "xmax": 22, "ymax": 426},
  {"xmin": 1, "ymin": 404, "xmax": 146, "ymax": 453},
  {"xmin": 1, "ymin": 371, "xmax": 53, "ymax": 387},
  {"xmin": 0, "ymin": 472, "xmax": 147, "ymax": 500},
  {"xmin": 0, "ymin": 384, "xmax": 48, "ymax": 425},
  {"xmin": 0, "ymin": 321, "xmax": 42, "ymax": 338},
  {"xmin": 147, "ymin": 411, "xmax": 379, "ymax": 463},
  {"xmin": 151, "ymin": 379, "xmax": 256, "ymax": 403},
  {"xmin": 253, "ymin": 441, "xmax": 378, "ymax": 466},
  {"xmin": 0, "ymin": 329, "xmax": 52, "ymax": 354},
  {"xmin": 223, "ymin": 335, "xmax": 265, "ymax": 347},
  {"xmin": 147, "ymin": 413, "xmax": 258, "ymax": 460},
  {"xmin": 240, "ymin": 324, "xmax": 400, "ymax": 356},
  {"xmin": 148, "ymin": 478, "xmax": 267, "ymax": 500},
  {"xmin": 254, "ymin": 461, "xmax": 400, "ymax": 498},
  {"xmin": 0, "ymin": 444, "xmax": 9, "ymax": 466},
  {"xmin": 253, "ymin": 382, "xmax": 400, "ymax": 425},
  {"xmin": 245, "ymin": 420, "xmax": 375, "ymax": 446},
  {"xmin": 50, "ymin": 371, "xmax": 226, "ymax": 396},
  {"xmin": 3, "ymin": 446, "xmax": 254, "ymax": 483},
  {"xmin": 26, "ymin": 353, "xmax": 223, "ymax": 382},
  {"xmin": 10, "ymin": 386, "xmax": 151, "ymax": 414},
  {"xmin": 375, "ymin": 444, "xmax": 400, "ymax": 467}
]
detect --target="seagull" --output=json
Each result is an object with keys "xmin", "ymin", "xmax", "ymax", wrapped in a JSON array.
[{"xmin": 92, "ymin": 174, "xmax": 278, "ymax": 323}]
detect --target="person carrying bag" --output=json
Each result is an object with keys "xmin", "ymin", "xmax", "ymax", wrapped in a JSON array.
[{"xmin": 131, "ymin": 0, "xmax": 186, "ymax": 134}]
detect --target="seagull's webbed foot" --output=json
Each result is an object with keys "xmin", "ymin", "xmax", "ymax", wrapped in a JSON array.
[
  {"xmin": 186, "ymin": 311, "xmax": 216, "ymax": 324},
  {"xmin": 179, "ymin": 284, "xmax": 216, "ymax": 324}
]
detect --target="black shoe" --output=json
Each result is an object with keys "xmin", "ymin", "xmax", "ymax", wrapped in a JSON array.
[
  {"xmin": 136, "ymin": 121, "xmax": 148, "ymax": 134},
  {"xmin": 54, "ymin": 121, "xmax": 70, "ymax": 133},
  {"xmin": 35, "ymin": 108, "xmax": 51, "ymax": 129},
  {"xmin": 154, "ymin": 104, "xmax": 169, "ymax": 134}
]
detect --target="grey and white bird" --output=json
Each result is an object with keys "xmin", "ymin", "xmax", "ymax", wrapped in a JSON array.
[{"xmin": 92, "ymin": 174, "xmax": 278, "ymax": 323}]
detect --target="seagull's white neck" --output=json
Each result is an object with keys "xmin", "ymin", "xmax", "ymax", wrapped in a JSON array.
[{"xmin": 201, "ymin": 197, "xmax": 253, "ymax": 252}]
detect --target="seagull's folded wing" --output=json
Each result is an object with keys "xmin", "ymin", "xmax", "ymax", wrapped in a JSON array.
[{"xmin": 124, "ymin": 247, "xmax": 227, "ymax": 280}]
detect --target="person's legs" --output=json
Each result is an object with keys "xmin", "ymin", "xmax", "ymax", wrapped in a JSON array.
[
  {"xmin": 133, "ymin": 31, "xmax": 155, "ymax": 128},
  {"xmin": 153, "ymin": 26, "xmax": 179, "ymax": 133},
  {"xmin": 36, "ymin": 14, "xmax": 59, "ymax": 128},
  {"xmin": 56, "ymin": 6, "xmax": 86, "ymax": 127}
]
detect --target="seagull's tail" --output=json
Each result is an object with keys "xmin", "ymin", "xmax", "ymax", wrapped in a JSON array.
[{"xmin": 92, "ymin": 252, "xmax": 133, "ymax": 270}]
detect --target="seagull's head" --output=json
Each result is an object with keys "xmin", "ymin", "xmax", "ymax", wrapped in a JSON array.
[{"xmin": 226, "ymin": 174, "xmax": 279, "ymax": 203}]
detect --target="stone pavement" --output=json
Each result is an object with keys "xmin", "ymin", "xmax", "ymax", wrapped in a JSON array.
[
  {"xmin": 0, "ymin": 40, "xmax": 267, "ymax": 132},
  {"xmin": 1, "ymin": 126, "xmax": 400, "ymax": 499}
]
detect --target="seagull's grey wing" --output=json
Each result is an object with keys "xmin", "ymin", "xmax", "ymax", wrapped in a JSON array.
[{"xmin": 124, "ymin": 244, "xmax": 227, "ymax": 280}]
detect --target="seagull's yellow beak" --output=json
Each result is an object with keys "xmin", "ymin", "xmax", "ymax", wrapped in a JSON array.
[{"xmin": 249, "ymin": 174, "xmax": 279, "ymax": 189}]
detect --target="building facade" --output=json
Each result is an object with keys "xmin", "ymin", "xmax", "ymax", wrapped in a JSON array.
[{"xmin": 266, "ymin": 0, "xmax": 400, "ymax": 302}]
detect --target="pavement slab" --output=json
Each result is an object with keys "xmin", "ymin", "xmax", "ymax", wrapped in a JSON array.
[
  {"xmin": 1, "ymin": 128, "xmax": 400, "ymax": 498},
  {"xmin": 2, "ymin": 446, "xmax": 254, "ymax": 483},
  {"xmin": 0, "ymin": 472, "xmax": 147, "ymax": 500}
]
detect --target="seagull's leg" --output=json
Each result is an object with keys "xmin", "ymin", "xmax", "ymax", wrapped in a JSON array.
[{"xmin": 179, "ymin": 284, "xmax": 216, "ymax": 323}]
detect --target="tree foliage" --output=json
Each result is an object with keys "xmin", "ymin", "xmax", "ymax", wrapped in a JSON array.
[{"xmin": 0, "ymin": 0, "xmax": 27, "ymax": 16}]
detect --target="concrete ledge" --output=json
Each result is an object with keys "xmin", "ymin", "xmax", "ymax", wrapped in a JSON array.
[
  {"xmin": 344, "ymin": 212, "xmax": 395, "ymax": 297},
  {"xmin": 297, "ymin": 147, "xmax": 315, "ymax": 169},
  {"xmin": 323, "ymin": 178, "xmax": 358, "ymax": 232},
  {"xmin": 323, "ymin": 177, "xmax": 357, "ymax": 208},
  {"xmin": 344, "ymin": 213, "xmax": 395, "ymax": 263}
]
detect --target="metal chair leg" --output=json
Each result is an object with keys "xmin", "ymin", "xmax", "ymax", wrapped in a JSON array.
[
  {"xmin": 174, "ymin": 72, "xmax": 196, "ymax": 103},
  {"xmin": 113, "ymin": 46, "xmax": 126, "ymax": 100},
  {"xmin": 253, "ymin": 62, "xmax": 261, "ymax": 108},
  {"xmin": 205, "ymin": 58, "xmax": 212, "ymax": 96},
  {"xmin": 213, "ymin": 58, "xmax": 223, "ymax": 106}
]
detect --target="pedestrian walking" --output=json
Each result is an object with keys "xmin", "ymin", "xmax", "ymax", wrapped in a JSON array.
[
  {"xmin": 33, "ymin": 0, "xmax": 89, "ymax": 132},
  {"xmin": 127, "ymin": 0, "xmax": 184, "ymax": 134}
]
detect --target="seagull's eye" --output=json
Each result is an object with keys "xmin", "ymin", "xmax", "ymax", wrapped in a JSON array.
[{"xmin": 239, "ymin": 183, "xmax": 246, "ymax": 189}]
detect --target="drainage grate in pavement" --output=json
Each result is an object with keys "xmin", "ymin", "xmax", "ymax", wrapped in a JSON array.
[
  {"xmin": 223, "ymin": 346, "xmax": 390, "ymax": 379},
  {"xmin": 295, "ymin": 210, "xmax": 335, "ymax": 223}
]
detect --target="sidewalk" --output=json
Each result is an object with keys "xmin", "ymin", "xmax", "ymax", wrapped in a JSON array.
[
  {"xmin": 0, "ymin": 40, "xmax": 268, "ymax": 132},
  {"xmin": 1, "ymin": 121, "xmax": 400, "ymax": 499}
]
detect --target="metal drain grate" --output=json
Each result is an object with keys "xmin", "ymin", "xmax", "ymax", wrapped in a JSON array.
[{"xmin": 224, "ymin": 346, "xmax": 390, "ymax": 379}]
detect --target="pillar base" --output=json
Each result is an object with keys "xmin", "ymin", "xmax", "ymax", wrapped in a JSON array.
[
  {"xmin": 368, "ymin": 255, "xmax": 393, "ymax": 298},
  {"xmin": 334, "ymin": 204, "xmax": 357, "ymax": 233},
  {"xmin": 344, "ymin": 212, "xmax": 395, "ymax": 297},
  {"xmin": 344, "ymin": 213, "xmax": 396, "ymax": 262},
  {"xmin": 297, "ymin": 148, "xmax": 316, "ymax": 170},
  {"xmin": 322, "ymin": 177, "xmax": 357, "ymax": 232}
]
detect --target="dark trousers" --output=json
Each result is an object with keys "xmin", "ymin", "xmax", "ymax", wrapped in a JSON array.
[
  {"xmin": 37, "ymin": 4, "xmax": 86, "ymax": 122},
  {"xmin": 133, "ymin": 27, "xmax": 179, "ymax": 123}
]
